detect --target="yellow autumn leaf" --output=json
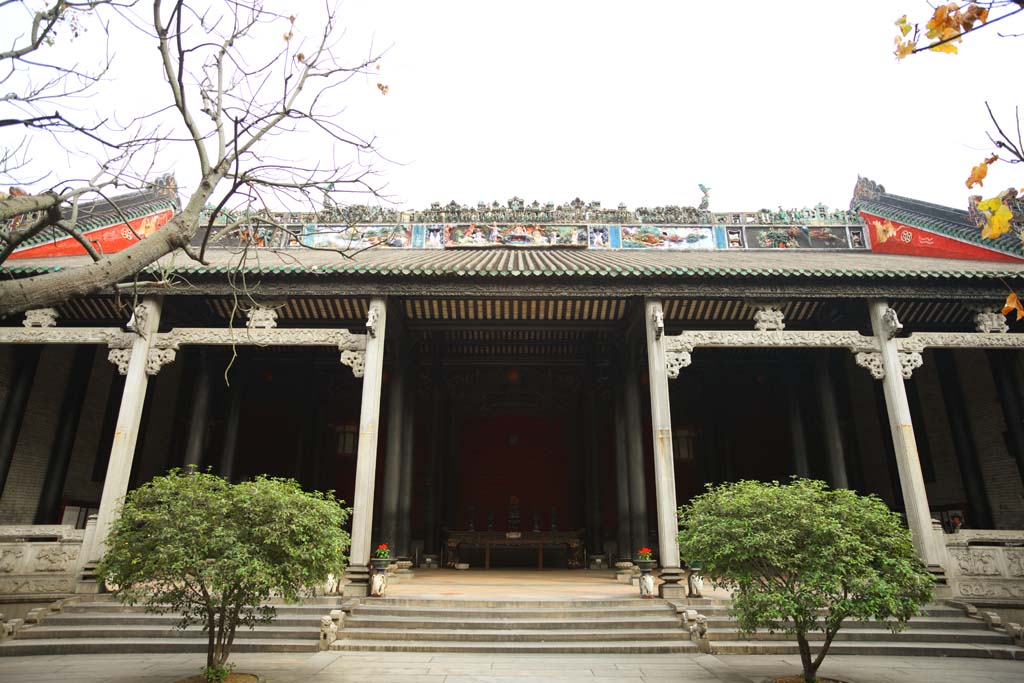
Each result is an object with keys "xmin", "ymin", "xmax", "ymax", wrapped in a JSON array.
[
  {"xmin": 979, "ymin": 198, "xmax": 1013, "ymax": 239},
  {"xmin": 895, "ymin": 15, "xmax": 912, "ymax": 37},
  {"xmin": 895, "ymin": 38, "xmax": 917, "ymax": 59},
  {"xmin": 966, "ymin": 161, "xmax": 989, "ymax": 188},
  {"xmin": 376, "ymin": 82, "xmax": 389, "ymax": 95},
  {"xmin": 929, "ymin": 40, "xmax": 959, "ymax": 54},
  {"xmin": 1003, "ymin": 292, "xmax": 1024, "ymax": 321}
]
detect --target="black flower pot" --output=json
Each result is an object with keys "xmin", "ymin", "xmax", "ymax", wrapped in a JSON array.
[{"xmin": 370, "ymin": 557, "xmax": 391, "ymax": 572}]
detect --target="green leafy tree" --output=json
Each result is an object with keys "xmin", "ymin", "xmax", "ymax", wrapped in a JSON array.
[
  {"xmin": 98, "ymin": 470, "xmax": 350, "ymax": 682},
  {"xmin": 678, "ymin": 478, "xmax": 933, "ymax": 683}
]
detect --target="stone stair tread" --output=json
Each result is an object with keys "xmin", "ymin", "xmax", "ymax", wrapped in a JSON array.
[
  {"xmin": 707, "ymin": 640, "xmax": 1024, "ymax": 659},
  {"xmin": 20, "ymin": 624, "xmax": 316, "ymax": 636},
  {"xmin": 330, "ymin": 639, "xmax": 697, "ymax": 653},
  {"xmin": 344, "ymin": 627, "xmax": 688, "ymax": 636},
  {"xmin": 345, "ymin": 617, "xmax": 681, "ymax": 627},
  {"xmin": 0, "ymin": 638, "xmax": 317, "ymax": 655}
]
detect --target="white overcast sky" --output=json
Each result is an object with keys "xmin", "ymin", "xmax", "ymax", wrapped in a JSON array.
[{"xmin": 4, "ymin": 1, "xmax": 1022, "ymax": 214}]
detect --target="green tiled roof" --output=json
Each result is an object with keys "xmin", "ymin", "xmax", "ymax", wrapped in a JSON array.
[{"xmin": 7, "ymin": 247, "xmax": 1024, "ymax": 282}]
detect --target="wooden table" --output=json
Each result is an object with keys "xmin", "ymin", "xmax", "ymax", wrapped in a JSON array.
[{"xmin": 445, "ymin": 530, "xmax": 584, "ymax": 569}]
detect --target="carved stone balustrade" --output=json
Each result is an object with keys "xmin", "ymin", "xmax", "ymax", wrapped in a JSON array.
[
  {"xmin": 941, "ymin": 530, "xmax": 1024, "ymax": 602},
  {"xmin": 0, "ymin": 525, "xmax": 85, "ymax": 602}
]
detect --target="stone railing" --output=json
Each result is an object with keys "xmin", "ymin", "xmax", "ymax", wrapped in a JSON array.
[
  {"xmin": 939, "ymin": 530, "xmax": 1024, "ymax": 602},
  {"xmin": 0, "ymin": 525, "xmax": 87, "ymax": 601}
]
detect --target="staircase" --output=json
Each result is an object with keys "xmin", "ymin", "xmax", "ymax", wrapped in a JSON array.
[
  {"xmin": 688, "ymin": 598, "xmax": 1024, "ymax": 660},
  {"xmin": 331, "ymin": 597, "xmax": 696, "ymax": 654},
  {"xmin": 0, "ymin": 595, "xmax": 330, "ymax": 656}
]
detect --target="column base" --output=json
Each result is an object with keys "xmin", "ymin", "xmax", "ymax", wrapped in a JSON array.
[
  {"xmin": 341, "ymin": 565, "xmax": 370, "ymax": 597},
  {"xmin": 658, "ymin": 567, "xmax": 688, "ymax": 599}
]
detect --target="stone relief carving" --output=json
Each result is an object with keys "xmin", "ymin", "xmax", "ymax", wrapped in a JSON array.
[
  {"xmin": 899, "ymin": 351, "xmax": 923, "ymax": 379},
  {"xmin": 752, "ymin": 304, "xmax": 786, "ymax": 331},
  {"xmin": 0, "ymin": 577, "xmax": 74, "ymax": 594},
  {"xmin": 855, "ymin": 352, "xmax": 885, "ymax": 380},
  {"xmin": 156, "ymin": 327, "xmax": 363, "ymax": 348},
  {"xmin": 880, "ymin": 307, "xmax": 903, "ymax": 340},
  {"xmin": 145, "ymin": 348, "xmax": 177, "ymax": 375},
  {"xmin": 0, "ymin": 327, "xmax": 129, "ymax": 346},
  {"xmin": 1006, "ymin": 550, "xmax": 1024, "ymax": 577},
  {"xmin": 666, "ymin": 330, "xmax": 877, "ymax": 351},
  {"xmin": 340, "ymin": 349, "xmax": 365, "ymax": 378},
  {"xmin": 0, "ymin": 549, "xmax": 24, "ymax": 573},
  {"xmin": 0, "ymin": 526, "xmax": 84, "ymax": 542},
  {"xmin": 33, "ymin": 546, "xmax": 76, "ymax": 573},
  {"xmin": 246, "ymin": 306, "xmax": 279, "ymax": 329},
  {"xmin": 950, "ymin": 548, "xmax": 1002, "ymax": 576},
  {"xmin": 107, "ymin": 348, "xmax": 132, "ymax": 375},
  {"xmin": 898, "ymin": 332, "xmax": 1024, "ymax": 352},
  {"xmin": 975, "ymin": 309, "xmax": 1010, "ymax": 334},
  {"xmin": 22, "ymin": 308, "xmax": 58, "ymax": 327},
  {"xmin": 957, "ymin": 581, "xmax": 1024, "ymax": 599}
]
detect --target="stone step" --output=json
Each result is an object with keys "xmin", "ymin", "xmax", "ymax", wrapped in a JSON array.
[
  {"xmin": 0, "ymin": 638, "xmax": 317, "ymax": 656},
  {"xmin": 341, "ymin": 627, "xmax": 688, "ymax": 643},
  {"xmin": 362, "ymin": 598, "xmax": 657, "ymax": 608},
  {"xmin": 330, "ymin": 639, "xmax": 698, "ymax": 654},
  {"xmin": 708, "ymin": 640, "xmax": 1024, "ymax": 659},
  {"xmin": 62, "ymin": 603, "xmax": 330, "ymax": 616},
  {"xmin": 344, "ymin": 616, "xmax": 683, "ymax": 630},
  {"xmin": 707, "ymin": 628, "xmax": 1013, "ymax": 644},
  {"xmin": 701, "ymin": 616, "xmax": 991, "ymax": 630},
  {"xmin": 350, "ymin": 605, "xmax": 673, "ymax": 620},
  {"xmin": 16, "ymin": 625, "xmax": 319, "ymax": 641},
  {"xmin": 41, "ymin": 613, "xmax": 322, "ymax": 628},
  {"xmin": 682, "ymin": 603, "xmax": 966, "ymax": 619}
]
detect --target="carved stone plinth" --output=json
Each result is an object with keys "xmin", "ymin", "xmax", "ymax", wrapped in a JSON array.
[
  {"xmin": 341, "ymin": 565, "xmax": 371, "ymax": 597},
  {"xmin": 658, "ymin": 566, "xmax": 688, "ymax": 599}
]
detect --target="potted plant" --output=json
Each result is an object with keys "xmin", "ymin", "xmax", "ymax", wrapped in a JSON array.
[
  {"xmin": 634, "ymin": 546, "xmax": 657, "ymax": 571},
  {"xmin": 370, "ymin": 543, "xmax": 391, "ymax": 571}
]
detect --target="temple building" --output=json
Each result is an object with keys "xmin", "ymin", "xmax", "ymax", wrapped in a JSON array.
[{"xmin": 1, "ymin": 176, "xmax": 1024, "ymax": 610}]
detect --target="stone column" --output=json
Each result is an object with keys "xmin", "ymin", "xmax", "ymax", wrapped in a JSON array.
[
  {"xmin": 583, "ymin": 353, "xmax": 603, "ymax": 556},
  {"xmin": 0, "ymin": 345, "xmax": 42, "ymax": 495},
  {"xmin": 815, "ymin": 351, "xmax": 849, "ymax": 489},
  {"xmin": 868, "ymin": 300, "xmax": 943, "ymax": 567},
  {"xmin": 397, "ymin": 366, "xmax": 415, "ymax": 560},
  {"xmin": 182, "ymin": 349, "xmax": 213, "ymax": 469},
  {"xmin": 644, "ymin": 300, "xmax": 684, "ymax": 596},
  {"xmin": 35, "ymin": 345, "xmax": 95, "ymax": 523},
  {"xmin": 935, "ymin": 350, "xmax": 994, "ymax": 528},
  {"xmin": 343, "ymin": 298, "xmax": 388, "ymax": 596},
  {"xmin": 785, "ymin": 358, "xmax": 811, "ymax": 478},
  {"xmin": 91, "ymin": 296, "xmax": 163, "ymax": 562},
  {"xmin": 218, "ymin": 363, "xmax": 245, "ymax": 482},
  {"xmin": 612, "ymin": 378, "xmax": 632, "ymax": 562},
  {"xmin": 623, "ymin": 357, "xmax": 649, "ymax": 554},
  {"xmin": 380, "ymin": 351, "xmax": 406, "ymax": 551},
  {"xmin": 423, "ymin": 344, "xmax": 443, "ymax": 559},
  {"xmin": 987, "ymin": 350, "xmax": 1024, "ymax": 482}
]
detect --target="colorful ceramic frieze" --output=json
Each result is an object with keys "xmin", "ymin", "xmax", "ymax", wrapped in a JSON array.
[
  {"xmin": 443, "ymin": 224, "xmax": 587, "ymax": 247},
  {"xmin": 619, "ymin": 226, "xmax": 715, "ymax": 250},
  {"xmin": 301, "ymin": 224, "xmax": 413, "ymax": 249},
  {"xmin": 742, "ymin": 225, "xmax": 851, "ymax": 249}
]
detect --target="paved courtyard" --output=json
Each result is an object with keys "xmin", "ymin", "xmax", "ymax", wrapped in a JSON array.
[{"xmin": 0, "ymin": 652, "xmax": 1021, "ymax": 682}]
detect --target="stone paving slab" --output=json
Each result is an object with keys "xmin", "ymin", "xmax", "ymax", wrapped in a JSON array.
[{"xmin": 0, "ymin": 651, "xmax": 1022, "ymax": 681}]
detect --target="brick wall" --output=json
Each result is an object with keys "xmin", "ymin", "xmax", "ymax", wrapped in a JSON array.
[
  {"xmin": 954, "ymin": 350, "xmax": 1024, "ymax": 529},
  {"xmin": 0, "ymin": 346, "xmax": 73, "ymax": 523},
  {"xmin": 842, "ymin": 355, "xmax": 897, "ymax": 506},
  {"xmin": 60, "ymin": 349, "xmax": 114, "ymax": 508},
  {"xmin": 134, "ymin": 358, "xmax": 184, "ymax": 484},
  {"xmin": 913, "ymin": 352, "xmax": 969, "ymax": 508}
]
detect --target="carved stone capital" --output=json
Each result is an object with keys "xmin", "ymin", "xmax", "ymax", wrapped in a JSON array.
[
  {"xmin": 127, "ymin": 304, "xmax": 149, "ymax": 336},
  {"xmin": 652, "ymin": 308, "xmax": 664, "ymax": 339},
  {"xmin": 880, "ymin": 307, "xmax": 903, "ymax": 340},
  {"xmin": 246, "ymin": 305, "xmax": 279, "ymax": 329},
  {"xmin": 665, "ymin": 351, "xmax": 691, "ymax": 379},
  {"xmin": 975, "ymin": 308, "xmax": 1009, "ymax": 334},
  {"xmin": 366, "ymin": 305, "xmax": 380, "ymax": 338},
  {"xmin": 22, "ymin": 308, "xmax": 58, "ymax": 328},
  {"xmin": 854, "ymin": 352, "xmax": 885, "ymax": 380},
  {"xmin": 751, "ymin": 303, "xmax": 785, "ymax": 331}
]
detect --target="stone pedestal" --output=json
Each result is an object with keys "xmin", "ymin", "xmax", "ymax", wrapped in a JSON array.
[
  {"xmin": 658, "ymin": 567, "xmax": 688, "ymax": 599},
  {"xmin": 341, "ymin": 564, "xmax": 371, "ymax": 597}
]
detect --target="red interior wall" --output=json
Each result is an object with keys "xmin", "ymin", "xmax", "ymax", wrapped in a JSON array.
[{"xmin": 457, "ymin": 414, "xmax": 569, "ymax": 530}]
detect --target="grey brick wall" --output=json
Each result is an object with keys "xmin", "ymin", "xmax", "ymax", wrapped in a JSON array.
[
  {"xmin": 914, "ymin": 352, "xmax": 969, "ymax": 509},
  {"xmin": 0, "ymin": 345, "xmax": 73, "ymax": 523},
  {"xmin": 843, "ymin": 354, "xmax": 898, "ymax": 506},
  {"xmin": 60, "ymin": 349, "xmax": 114, "ymax": 508}
]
